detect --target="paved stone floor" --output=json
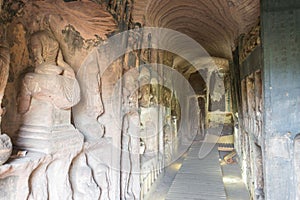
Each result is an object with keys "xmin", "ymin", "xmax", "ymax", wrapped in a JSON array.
[
  {"xmin": 165, "ymin": 140, "xmax": 226, "ymax": 200},
  {"xmin": 221, "ymin": 163, "xmax": 250, "ymax": 200},
  {"xmin": 147, "ymin": 138, "xmax": 250, "ymax": 200}
]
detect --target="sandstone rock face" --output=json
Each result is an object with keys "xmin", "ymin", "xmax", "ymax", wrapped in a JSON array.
[
  {"xmin": 0, "ymin": 0, "xmax": 233, "ymax": 199},
  {"xmin": 0, "ymin": 26, "xmax": 12, "ymax": 166},
  {"xmin": 0, "ymin": 30, "xmax": 9, "ymax": 120},
  {"xmin": 0, "ymin": 134, "xmax": 12, "ymax": 165},
  {"xmin": 0, "ymin": 140, "xmax": 111, "ymax": 200},
  {"xmin": 71, "ymin": 140, "xmax": 113, "ymax": 200},
  {"xmin": 0, "ymin": 1, "xmax": 122, "ymax": 198},
  {"xmin": 72, "ymin": 49, "xmax": 105, "ymax": 142},
  {"xmin": 136, "ymin": 0, "xmax": 260, "ymax": 59},
  {"xmin": 1, "ymin": 0, "xmax": 118, "ymax": 140}
]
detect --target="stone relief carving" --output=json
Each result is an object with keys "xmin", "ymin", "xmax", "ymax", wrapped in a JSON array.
[
  {"xmin": 72, "ymin": 48, "xmax": 106, "ymax": 142},
  {"xmin": 71, "ymin": 140, "xmax": 112, "ymax": 200},
  {"xmin": 0, "ymin": 26, "xmax": 86, "ymax": 197},
  {"xmin": 0, "ymin": 27, "xmax": 12, "ymax": 165},
  {"xmin": 121, "ymin": 68, "xmax": 140, "ymax": 200},
  {"xmin": 121, "ymin": 111, "xmax": 140, "ymax": 200},
  {"xmin": 138, "ymin": 66, "xmax": 152, "ymax": 108},
  {"xmin": 0, "ymin": 1, "xmax": 118, "ymax": 199},
  {"xmin": 0, "ymin": 134, "xmax": 11, "ymax": 165},
  {"xmin": 62, "ymin": 39, "xmax": 125, "ymax": 199},
  {"xmin": 163, "ymin": 124, "xmax": 172, "ymax": 165},
  {"xmin": 15, "ymin": 30, "xmax": 82, "ymax": 153},
  {"xmin": 18, "ymin": 30, "xmax": 80, "ymax": 118},
  {"xmin": 0, "ymin": 28, "xmax": 9, "ymax": 128},
  {"xmin": 239, "ymin": 21, "xmax": 260, "ymax": 64}
]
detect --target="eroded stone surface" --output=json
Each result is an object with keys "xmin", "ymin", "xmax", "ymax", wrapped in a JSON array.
[
  {"xmin": 71, "ymin": 139, "xmax": 113, "ymax": 200},
  {"xmin": 0, "ymin": 27, "xmax": 12, "ymax": 165},
  {"xmin": 0, "ymin": 0, "xmax": 264, "ymax": 199},
  {"xmin": 0, "ymin": 134, "xmax": 12, "ymax": 165},
  {"xmin": 0, "ymin": 140, "xmax": 112, "ymax": 200},
  {"xmin": 15, "ymin": 30, "xmax": 82, "ymax": 154}
]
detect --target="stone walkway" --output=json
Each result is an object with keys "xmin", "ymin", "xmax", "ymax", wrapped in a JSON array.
[
  {"xmin": 165, "ymin": 140, "xmax": 227, "ymax": 200},
  {"xmin": 221, "ymin": 163, "xmax": 250, "ymax": 200}
]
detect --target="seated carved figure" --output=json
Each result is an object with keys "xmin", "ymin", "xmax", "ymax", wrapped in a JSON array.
[
  {"xmin": 16, "ymin": 30, "xmax": 82, "ymax": 153},
  {"xmin": 18, "ymin": 30, "xmax": 80, "ymax": 126}
]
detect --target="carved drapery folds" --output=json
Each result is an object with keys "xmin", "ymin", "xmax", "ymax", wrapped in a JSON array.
[
  {"xmin": 18, "ymin": 30, "xmax": 80, "ymax": 113},
  {"xmin": 0, "ymin": 0, "xmax": 203, "ymax": 199},
  {"xmin": 1, "ymin": 0, "xmax": 118, "ymax": 145},
  {"xmin": 16, "ymin": 30, "xmax": 83, "ymax": 154},
  {"xmin": 73, "ymin": 49, "xmax": 105, "ymax": 142},
  {"xmin": 121, "ymin": 68, "xmax": 141, "ymax": 200},
  {"xmin": 0, "ymin": 28, "xmax": 12, "ymax": 165},
  {"xmin": 0, "ymin": 1, "xmax": 117, "ymax": 198}
]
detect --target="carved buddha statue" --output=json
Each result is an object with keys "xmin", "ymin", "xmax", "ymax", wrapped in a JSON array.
[
  {"xmin": 18, "ymin": 30, "xmax": 80, "ymax": 126},
  {"xmin": 16, "ymin": 30, "xmax": 82, "ymax": 153}
]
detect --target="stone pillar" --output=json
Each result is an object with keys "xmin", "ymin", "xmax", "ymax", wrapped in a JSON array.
[{"xmin": 261, "ymin": 0, "xmax": 300, "ymax": 199}]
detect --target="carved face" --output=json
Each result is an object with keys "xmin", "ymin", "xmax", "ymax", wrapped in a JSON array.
[
  {"xmin": 31, "ymin": 40, "xmax": 44, "ymax": 66},
  {"xmin": 30, "ymin": 30, "xmax": 59, "ymax": 66}
]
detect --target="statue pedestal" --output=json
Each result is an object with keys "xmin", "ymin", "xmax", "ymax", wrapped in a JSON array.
[{"xmin": 15, "ymin": 125, "xmax": 83, "ymax": 154}]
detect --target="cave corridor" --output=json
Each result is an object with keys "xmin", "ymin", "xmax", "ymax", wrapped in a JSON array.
[{"xmin": 0, "ymin": 0, "xmax": 299, "ymax": 199}]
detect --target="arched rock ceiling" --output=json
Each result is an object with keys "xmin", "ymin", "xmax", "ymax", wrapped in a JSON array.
[
  {"xmin": 132, "ymin": 0, "xmax": 260, "ymax": 59},
  {"xmin": 21, "ymin": 0, "xmax": 117, "ymax": 40}
]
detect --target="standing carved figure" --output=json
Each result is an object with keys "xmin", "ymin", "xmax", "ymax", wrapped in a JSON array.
[
  {"xmin": 121, "ymin": 69, "xmax": 140, "ymax": 200},
  {"xmin": 72, "ymin": 53, "xmax": 105, "ymax": 142},
  {"xmin": 163, "ymin": 124, "xmax": 172, "ymax": 165},
  {"xmin": 0, "ymin": 27, "xmax": 12, "ymax": 165}
]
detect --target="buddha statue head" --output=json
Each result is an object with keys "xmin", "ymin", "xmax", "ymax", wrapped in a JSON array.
[
  {"xmin": 30, "ymin": 30, "xmax": 59, "ymax": 67},
  {"xmin": 29, "ymin": 30, "xmax": 65, "ymax": 76}
]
